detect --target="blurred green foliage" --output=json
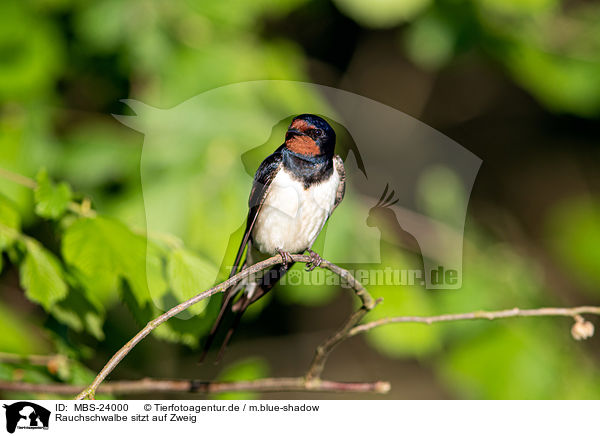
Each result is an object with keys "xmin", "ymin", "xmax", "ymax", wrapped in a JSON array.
[
  {"xmin": 212, "ymin": 357, "xmax": 269, "ymax": 401},
  {"xmin": 546, "ymin": 196, "xmax": 600, "ymax": 295},
  {"xmin": 0, "ymin": 0, "xmax": 599, "ymax": 400}
]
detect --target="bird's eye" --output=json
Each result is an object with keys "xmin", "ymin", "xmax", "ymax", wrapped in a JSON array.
[{"xmin": 313, "ymin": 128, "xmax": 323, "ymax": 137}]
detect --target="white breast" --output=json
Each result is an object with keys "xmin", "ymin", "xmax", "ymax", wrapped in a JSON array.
[{"xmin": 251, "ymin": 163, "xmax": 340, "ymax": 255}]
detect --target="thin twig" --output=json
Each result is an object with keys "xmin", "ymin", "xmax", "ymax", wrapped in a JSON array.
[
  {"xmin": 304, "ymin": 259, "xmax": 380, "ymax": 381},
  {"xmin": 0, "ymin": 352, "xmax": 70, "ymax": 377},
  {"xmin": 0, "ymin": 352, "xmax": 66, "ymax": 366},
  {"xmin": 0, "ymin": 377, "xmax": 390, "ymax": 396},
  {"xmin": 0, "ymin": 167, "xmax": 37, "ymax": 189},
  {"xmin": 348, "ymin": 306, "xmax": 600, "ymax": 336}
]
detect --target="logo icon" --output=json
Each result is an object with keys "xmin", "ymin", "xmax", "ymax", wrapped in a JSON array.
[{"xmin": 2, "ymin": 402, "xmax": 50, "ymax": 434}]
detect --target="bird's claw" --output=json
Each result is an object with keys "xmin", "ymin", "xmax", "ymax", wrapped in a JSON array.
[
  {"xmin": 305, "ymin": 249, "xmax": 322, "ymax": 271},
  {"xmin": 277, "ymin": 249, "xmax": 293, "ymax": 270}
]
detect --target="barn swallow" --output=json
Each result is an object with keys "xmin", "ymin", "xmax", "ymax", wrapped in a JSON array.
[{"xmin": 200, "ymin": 114, "xmax": 346, "ymax": 362}]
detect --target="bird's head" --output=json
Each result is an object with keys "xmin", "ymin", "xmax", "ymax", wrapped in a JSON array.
[{"xmin": 284, "ymin": 114, "xmax": 336, "ymax": 158}]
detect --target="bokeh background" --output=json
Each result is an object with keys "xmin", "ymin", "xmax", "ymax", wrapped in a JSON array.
[{"xmin": 1, "ymin": 0, "xmax": 600, "ymax": 400}]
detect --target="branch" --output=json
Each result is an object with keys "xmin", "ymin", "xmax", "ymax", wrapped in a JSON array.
[
  {"xmin": 0, "ymin": 167, "xmax": 37, "ymax": 189},
  {"xmin": 0, "ymin": 352, "xmax": 69, "ymax": 376},
  {"xmin": 0, "ymin": 352, "xmax": 66, "ymax": 366},
  {"xmin": 70, "ymin": 249, "xmax": 600, "ymax": 399},
  {"xmin": 75, "ymin": 254, "xmax": 380, "ymax": 399},
  {"xmin": 0, "ymin": 378, "xmax": 390, "ymax": 396},
  {"xmin": 348, "ymin": 306, "xmax": 600, "ymax": 337},
  {"xmin": 0, "ymin": 166, "xmax": 387, "ymax": 398},
  {"xmin": 304, "ymin": 260, "xmax": 381, "ymax": 381}
]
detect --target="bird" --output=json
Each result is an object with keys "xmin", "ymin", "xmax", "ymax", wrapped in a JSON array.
[{"xmin": 200, "ymin": 114, "xmax": 346, "ymax": 362}]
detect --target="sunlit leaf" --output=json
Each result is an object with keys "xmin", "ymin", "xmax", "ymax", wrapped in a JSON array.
[
  {"xmin": 120, "ymin": 282, "xmax": 218, "ymax": 347},
  {"xmin": 166, "ymin": 248, "xmax": 218, "ymax": 316},
  {"xmin": 34, "ymin": 169, "xmax": 72, "ymax": 219},
  {"xmin": 20, "ymin": 239, "xmax": 68, "ymax": 310},
  {"xmin": 62, "ymin": 216, "xmax": 150, "ymax": 305}
]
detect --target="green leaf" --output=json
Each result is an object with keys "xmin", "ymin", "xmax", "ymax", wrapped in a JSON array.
[
  {"xmin": 120, "ymin": 281, "xmax": 218, "ymax": 347},
  {"xmin": 62, "ymin": 216, "xmax": 150, "ymax": 305},
  {"xmin": 34, "ymin": 168, "xmax": 72, "ymax": 219},
  {"xmin": 167, "ymin": 248, "xmax": 218, "ymax": 316},
  {"xmin": 49, "ymin": 286, "xmax": 105, "ymax": 340},
  {"xmin": 0, "ymin": 193, "xmax": 21, "ymax": 251},
  {"xmin": 19, "ymin": 239, "xmax": 68, "ymax": 310}
]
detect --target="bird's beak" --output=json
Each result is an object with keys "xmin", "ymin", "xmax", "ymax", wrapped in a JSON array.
[{"xmin": 285, "ymin": 128, "xmax": 304, "ymax": 140}]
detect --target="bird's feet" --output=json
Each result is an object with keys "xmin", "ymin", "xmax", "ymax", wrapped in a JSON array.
[
  {"xmin": 277, "ymin": 249, "xmax": 293, "ymax": 270},
  {"xmin": 305, "ymin": 249, "xmax": 323, "ymax": 271}
]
